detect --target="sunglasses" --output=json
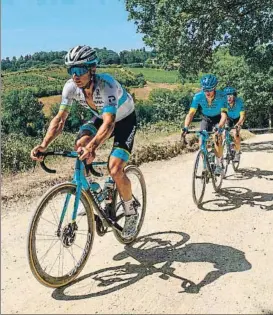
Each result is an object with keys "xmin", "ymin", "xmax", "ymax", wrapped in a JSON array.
[
  {"xmin": 67, "ymin": 66, "xmax": 89, "ymax": 77},
  {"xmin": 203, "ymin": 88, "xmax": 215, "ymax": 92}
]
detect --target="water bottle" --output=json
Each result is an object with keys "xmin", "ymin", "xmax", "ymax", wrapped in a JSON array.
[
  {"xmin": 90, "ymin": 182, "xmax": 104, "ymax": 202},
  {"xmin": 103, "ymin": 177, "xmax": 115, "ymax": 204}
]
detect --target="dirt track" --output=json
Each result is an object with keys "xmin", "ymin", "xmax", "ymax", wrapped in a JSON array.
[{"xmin": 1, "ymin": 134, "xmax": 273, "ymax": 314}]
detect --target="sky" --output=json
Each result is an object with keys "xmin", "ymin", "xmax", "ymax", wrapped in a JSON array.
[{"xmin": 1, "ymin": 0, "xmax": 147, "ymax": 58}]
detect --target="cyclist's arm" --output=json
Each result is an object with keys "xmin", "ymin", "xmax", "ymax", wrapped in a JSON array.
[
  {"xmin": 41, "ymin": 110, "xmax": 69, "ymax": 148},
  {"xmin": 41, "ymin": 82, "xmax": 74, "ymax": 148},
  {"xmin": 218, "ymin": 97, "xmax": 228, "ymax": 129},
  {"xmin": 218, "ymin": 110, "xmax": 228, "ymax": 129},
  {"xmin": 184, "ymin": 95, "xmax": 198, "ymax": 128},
  {"xmin": 236, "ymin": 111, "xmax": 246, "ymax": 126},
  {"xmin": 236, "ymin": 99, "xmax": 246, "ymax": 126},
  {"xmin": 184, "ymin": 108, "xmax": 196, "ymax": 128}
]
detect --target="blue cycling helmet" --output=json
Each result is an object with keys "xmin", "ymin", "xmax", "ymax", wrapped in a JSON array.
[
  {"xmin": 200, "ymin": 74, "xmax": 218, "ymax": 91},
  {"xmin": 224, "ymin": 86, "xmax": 237, "ymax": 95},
  {"xmin": 65, "ymin": 45, "xmax": 99, "ymax": 66}
]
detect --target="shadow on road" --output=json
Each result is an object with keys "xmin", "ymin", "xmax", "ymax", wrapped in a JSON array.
[
  {"xmin": 52, "ymin": 231, "xmax": 251, "ymax": 300},
  {"xmin": 241, "ymin": 140, "xmax": 273, "ymax": 154},
  {"xmin": 225, "ymin": 167, "xmax": 273, "ymax": 182},
  {"xmin": 198, "ymin": 187, "xmax": 273, "ymax": 212}
]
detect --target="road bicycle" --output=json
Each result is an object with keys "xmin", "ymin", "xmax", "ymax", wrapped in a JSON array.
[
  {"xmin": 27, "ymin": 150, "xmax": 146, "ymax": 288},
  {"xmin": 185, "ymin": 130, "xmax": 224, "ymax": 205}
]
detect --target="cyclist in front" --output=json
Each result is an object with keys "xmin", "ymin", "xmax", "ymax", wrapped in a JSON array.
[
  {"xmin": 30, "ymin": 45, "xmax": 138, "ymax": 239},
  {"xmin": 224, "ymin": 86, "xmax": 246, "ymax": 162},
  {"xmin": 182, "ymin": 74, "xmax": 228, "ymax": 175}
]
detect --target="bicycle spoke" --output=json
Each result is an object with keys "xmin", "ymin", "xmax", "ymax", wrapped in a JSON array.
[
  {"xmin": 49, "ymin": 202, "xmax": 60, "ymax": 226},
  {"xmin": 48, "ymin": 244, "xmax": 62, "ymax": 275},
  {"xmin": 72, "ymin": 243, "xmax": 85, "ymax": 251},
  {"xmin": 40, "ymin": 216, "xmax": 57, "ymax": 227},
  {"xmin": 36, "ymin": 238, "xmax": 58, "ymax": 241},
  {"xmin": 58, "ymin": 242, "xmax": 63, "ymax": 277},
  {"xmin": 36, "ymin": 233, "xmax": 58, "ymax": 241},
  {"xmin": 64, "ymin": 246, "xmax": 78, "ymax": 264},
  {"xmin": 36, "ymin": 233, "xmax": 56, "ymax": 237},
  {"xmin": 39, "ymin": 239, "xmax": 59, "ymax": 265},
  {"xmin": 76, "ymin": 232, "xmax": 89, "ymax": 236}
]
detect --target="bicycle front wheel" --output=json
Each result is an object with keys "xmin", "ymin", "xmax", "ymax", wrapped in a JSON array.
[
  {"xmin": 112, "ymin": 165, "xmax": 147, "ymax": 244},
  {"xmin": 27, "ymin": 183, "xmax": 95, "ymax": 288},
  {"xmin": 222, "ymin": 139, "xmax": 230, "ymax": 177},
  {"xmin": 192, "ymin": 150, "xmax": 207, "ymax": 205}
]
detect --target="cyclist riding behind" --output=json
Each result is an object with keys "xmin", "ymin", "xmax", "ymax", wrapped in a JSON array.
[
  {"xmin": 30, "ymin": 45, "xmax": 138, "ymax": 239},
  {"xmin": 224, "ymin": 86, "xmax": 246, "ymax": 162},
  {"xmin": 182, "ymin": 74, "xmax": 228, "ymax": 175}
]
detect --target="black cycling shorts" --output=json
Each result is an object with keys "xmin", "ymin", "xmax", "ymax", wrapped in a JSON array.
[
  {"xmin": 226, "ymin": 117, "xmax": 240, "ymax": 128},
  {"xmin": 200, "ymin": 115, "xmax": 221, "ymax": 131},
  {"xmin": 76, "ymin": 111, "xmax": 137, "ymax": 162}
]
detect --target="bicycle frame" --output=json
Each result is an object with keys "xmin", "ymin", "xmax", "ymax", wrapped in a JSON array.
[
  {"xmin": 199, "ymin": 130, "xmax": 211, "ymax": 170},
  {"xmin": 187, "ymin": 130, "xmax": 216, "ymax": 176},
  {"xmin": 38, "ymin": 150, "xmax": 123, "ymax": 234},
  {"xmin": 224, "ymin": 129, "xmax": 233, "ymax": 147}
]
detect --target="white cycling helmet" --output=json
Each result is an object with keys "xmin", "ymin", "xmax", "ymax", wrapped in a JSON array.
[{"xmin": 65, "ymin": 45, "xmax": 99, "ymax": 66}]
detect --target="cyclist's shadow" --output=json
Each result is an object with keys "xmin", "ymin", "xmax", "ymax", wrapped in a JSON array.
[
  {"xmin": 52, "ymin": 231, "xmax": 251, "ymax": 300},
  {"xmin": 198, "ymin": 187, "xmax": 273, "ymax": 212},
  {"xmin": 225, "ymin": 167, "xmax": 273, "ymax": 181}
]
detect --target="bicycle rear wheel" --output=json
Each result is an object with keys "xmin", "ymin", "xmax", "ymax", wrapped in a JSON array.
[
  {"xmin": 27, "ymin": 183, "xmax": 95, "ymax": 288},
  {"xmin": 192, "ymin": 150, "xmax": 207, "ymax": 205},
  {"xmin": 111, "ymin": 165, "xmax": 146, "ymax": 244}
]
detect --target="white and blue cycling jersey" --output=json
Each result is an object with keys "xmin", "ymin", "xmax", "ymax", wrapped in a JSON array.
[{"xmin": 60, "ymin": 73, "xmax": 135, "ymax": 122}]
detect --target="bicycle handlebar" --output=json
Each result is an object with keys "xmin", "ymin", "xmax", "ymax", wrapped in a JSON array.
[
  {"xmin": 37, "ymin": 151, "xmax": 103, "ymax": 177},
  {"xmin": 186, "ymin": 130, "xmax": 215, "ymax": 135}
]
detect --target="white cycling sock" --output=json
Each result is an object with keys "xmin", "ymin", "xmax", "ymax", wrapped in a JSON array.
[
  {"xmin": 216, "ymin": 157, "xmax": 222, "ymax": 165},
  {"xmin": 124, "ymin": 199, "xmax": 136, "ymax": 216}
]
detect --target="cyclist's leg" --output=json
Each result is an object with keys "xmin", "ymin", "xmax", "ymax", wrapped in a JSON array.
[
  {"xmin": 75, "ymin": 118, "xmax": 103, "ymax": 216},
  {"xmin": 212, "ymin": 115, "xmax": 224, "ymax": 174},
  {"xmin": 74, "ymin": 116, "xmax": 102, "ymax": 149},
  {"xmin": 212, "ymin": 115, "xmax": 223, "ymax": 159},
  {"xmin": 199, "ymin": 116, "xmax": 212, "ymax": 146},
  {"xmin": 231, "ymin": 117, "xmax": 241, "ymax": 162},
  {"xmin": 224, "ymin": 117, "xmax": 232, "ymax": 139},
  {"xmin": 108, "ymin": 111, "xmax": 136, "ymax": 204},
  {"xmin": 232, "ymin": 118, "xmax": 241, "ymax": 152},
  {"xmin": 108, "ymin": 111, "xmax": 138, "ymax": 237}
]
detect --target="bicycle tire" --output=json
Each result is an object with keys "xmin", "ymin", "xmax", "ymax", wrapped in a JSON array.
[
  {"xmin": 192, "ymin": 150, "xmax": 207, "ymax": 205},
  {"xmin": 27, "ymin": 182, "xmax": 95, "ymax": 288},
  {"xmin": 112, "ymin": 165, "xmax": 147, "ymax": 244},
  {"xmin": 222, "ymin": 139, "xmax": 230, "ymax": 177}
]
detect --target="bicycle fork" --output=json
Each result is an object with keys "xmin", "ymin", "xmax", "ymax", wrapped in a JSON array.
[{"xmin": 57, "ymin": 159, "xmax": 88, "ymax": 237}]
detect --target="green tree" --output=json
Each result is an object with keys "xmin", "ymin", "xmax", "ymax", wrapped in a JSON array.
[
  {"xmin": 125, "ymin": 0, "xmax": 273, "ymax": 79},
  {"xmin": 2, "ymin": 90, "xmax": 46, "ymax": 136}
]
